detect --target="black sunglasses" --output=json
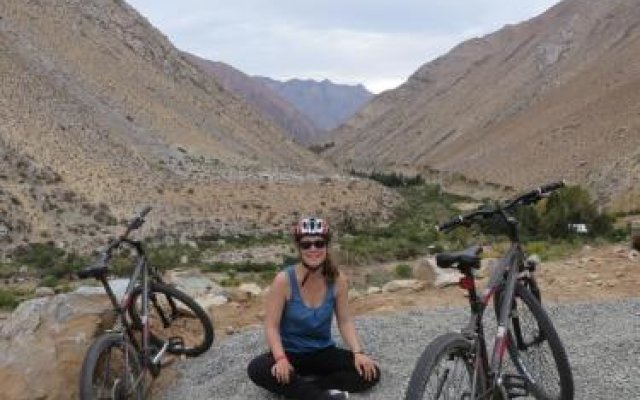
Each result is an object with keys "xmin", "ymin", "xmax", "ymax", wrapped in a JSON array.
[{"xmin": 298, "ymin": 240, "xmax": 327, "ymax": 250}]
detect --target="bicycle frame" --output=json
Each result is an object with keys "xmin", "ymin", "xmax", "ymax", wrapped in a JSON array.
[
  {"xmin": 461, "ymin": 242, "xmax": 525, "ymax": 398},
  {"xmin": 430, "ymin": 181, "xmax": 566, "ymax": 399},
  {"xmin": 95, "ymin": 238, "xmax": 158, "ymax": 376},
  {"xmin": 455, "ymin": 206, "xmax": 534, "ymax": 399}
]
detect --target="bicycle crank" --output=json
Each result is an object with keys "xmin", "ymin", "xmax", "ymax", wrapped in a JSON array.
[{"xmin": 502, "ymin": 374, "xmax": 531, "ymax": 398}]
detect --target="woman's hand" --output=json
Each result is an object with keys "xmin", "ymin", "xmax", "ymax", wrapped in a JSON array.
[
  {"xmin": 354, "ymin": 352, "xmax": 378, "ymax": 381},
  {"xmin": 271, "ymin": 357, "xmax": 294, "ymax": 384}
]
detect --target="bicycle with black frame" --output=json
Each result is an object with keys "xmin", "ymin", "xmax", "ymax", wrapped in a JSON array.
[
  {"xmin": 404, "ymin": 182, "xmax": 574, "ymax": 400},
  {"xmin": 77, "ymin": 206, "xmax": 214, "ymax": 399}
]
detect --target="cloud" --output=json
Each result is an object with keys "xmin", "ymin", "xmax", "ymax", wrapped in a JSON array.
[{"xmin": 127, "ymin": 0, "xmax": 561, "ymax": 92}]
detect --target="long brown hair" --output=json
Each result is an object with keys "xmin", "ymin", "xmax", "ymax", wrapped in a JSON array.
[{"xmin": 321, "ymin": 250, "xmax": 339, "ymax": 283}]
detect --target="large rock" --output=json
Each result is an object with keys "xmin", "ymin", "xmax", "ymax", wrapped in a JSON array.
[
  {"xmin": 0, "ymin": 293, "xmax": 112, "ymax": 400},
  {"xmin": 237, "ymin": 283, "xmax": 263, "ymax": 297},
  {"xmin": 164, "ymin": 269, "xmax": 229, "ymax": 310},
  {"xmin": 422, "ymin": 257, "xmax": 463, "ymax": 288},
  {"xmin": 34, "ymin": 286, "xmax": 55, "ymax": 297},
  {"xmin": 366, "ymin": 286, "xmax": 382, "ymax": 295},
  {"xmin": 382, "ymin": 279, "xmax": 426, "ymax": 293},
  {"xmin": 412, "ymin": 261, "xmax": 436, "ymax": 283},
  {"xmin": 74, "ymin": 278, "xmax": 130, "ymax": 298},
  {"xmin": 196, "ymin": 295, "xmax": 229, "ymax": 309},
  {"xmin": 164, "ymin": 269, "xmax": 228, "ymax": 298}
]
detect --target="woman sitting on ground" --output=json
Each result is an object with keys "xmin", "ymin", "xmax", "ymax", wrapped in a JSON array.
[{"xmin": 247, "ymin": 216, "xmax": 380, "ymax": 400}]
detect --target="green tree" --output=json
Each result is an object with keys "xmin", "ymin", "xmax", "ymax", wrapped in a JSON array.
[{"xmin": 541, "ymin": 186, "xmax": 613, "ymax": 238}]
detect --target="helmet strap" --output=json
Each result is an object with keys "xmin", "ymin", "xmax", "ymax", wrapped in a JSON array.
[{"xmin": 300, "ymin": 261, "xmax": 323, "ymax": 286}]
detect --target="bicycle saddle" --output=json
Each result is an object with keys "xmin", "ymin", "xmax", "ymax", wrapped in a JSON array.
[
  {"xmin": 436, "ymin": 246, "xmax": 482, "ymax": 270},
  {"xmin": 77, "ymin": 263, "xmax": 108, "ymax": 279}
]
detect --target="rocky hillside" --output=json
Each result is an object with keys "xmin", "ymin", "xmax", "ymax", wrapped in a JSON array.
[
  {"xmin": 0, "ymin": 0, "xmax": 396, "ymax": 249},
  {"xmin": 183, "ymin": 54, "xmax": 320, "ymax": 145},
  {"xmin": 257, "ymin": 77, "xmax": 374, "ymax": 133},
  {"xmin": 327, "ymin": 0, "xmax": 640, "ymax": 211}
]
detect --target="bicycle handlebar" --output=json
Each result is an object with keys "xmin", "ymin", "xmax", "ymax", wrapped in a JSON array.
[
  {"xmin": 436, "ymin": 181, "xmax": 565, "ymax": 232},
  {"xmin": 84, "ymin": 207, "xmax": 152, "ymax": 271},
  {"xmin": 78, "ymin": 206, "xmax": 151, "ymax": 278}
]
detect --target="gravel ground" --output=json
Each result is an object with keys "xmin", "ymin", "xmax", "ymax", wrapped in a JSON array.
[{"xmin": 159, "ymin": 298, "xmax": 640, "ymax": 399}]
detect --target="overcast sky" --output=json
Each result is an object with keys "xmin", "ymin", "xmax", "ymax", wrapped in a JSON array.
[{"xmin": 126, "ymin": 0, "xmax": 562, "ymax": 93}]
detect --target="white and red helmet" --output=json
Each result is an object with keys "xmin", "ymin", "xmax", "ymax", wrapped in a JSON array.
[{"xmin": 293, "ymin": 216, "xmax": 331, "ymax": 241}]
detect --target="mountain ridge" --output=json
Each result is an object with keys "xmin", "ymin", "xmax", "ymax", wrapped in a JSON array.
[
  {"xmin": 0, "ymin": 0, "xmax": 395, "ymax": 249},
  {"xmin": 327, "ymin": 0, "xmax": 640, "ymax": 210},
  {"xmin": 257, "ymin": 76, "xmax": 373, "ymax": 133}
]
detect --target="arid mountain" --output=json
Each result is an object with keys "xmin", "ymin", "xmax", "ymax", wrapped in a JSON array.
[
  {"xmin": 328, "ymin": 0, "xmax": 640, "ymax": 210},
  {"xmin": 0, "ymin": 0, "xmax": 396, "ymax": 249},
  {"xmin": 183, "ymin": 54, "xmax": 320, "ymax": 145},
  {"xmin": 257, "ymin": 77, "xmax": 374, "ymax": 133}
]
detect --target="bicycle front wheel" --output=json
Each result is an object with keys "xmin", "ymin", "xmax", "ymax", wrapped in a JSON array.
[
  {"xmin": 404, "ymin": 332, "xmax": 482, "ymax": 400},
  {"xmin": 128, "ymin": 282, "xmax": 214, "ymax": 357},
  {"xmin": 79, "ymin": 333, "xmax": 144, "ymax": 400},
  {"xmin": 496, "ymin": 284, "xmax": 574, "ymax": 400}
]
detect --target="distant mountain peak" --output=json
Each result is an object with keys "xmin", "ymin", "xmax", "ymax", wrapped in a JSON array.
[{"xmin": 257, "ymin": 77, "xmax": 373, "ymax": 132}]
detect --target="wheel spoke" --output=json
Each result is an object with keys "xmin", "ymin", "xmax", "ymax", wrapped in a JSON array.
[
  {"xmin": 423, "ymin": 352, "xmax": 472, "ymax": 399},
  {"xmin": 510, "ymin": 294, "xmax": 562, "ymax": 399}
]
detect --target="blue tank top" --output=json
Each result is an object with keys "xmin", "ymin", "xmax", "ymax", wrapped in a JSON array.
[{"xmin": 280, "ymin": 265, "xmax": 336, "ymax": 353}]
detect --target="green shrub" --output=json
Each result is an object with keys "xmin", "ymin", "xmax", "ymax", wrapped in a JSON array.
[
  {"xmin": 394, "ymin": 264, "xmax": 412, "ymax": 278},
  {"xmin": 308, "ymin": 142, "xmax": 335, "ymax": 154},
  {"xmin": 541, "ymin": 186, "xmax": 614, "ymax": 239},
  {"xmin": 350, "ymin": 169, "xmax": 425, "ymax": 188},
  {"xmin": 0, "ymin": 288, "xmax": 30, "ymax": 310},
  {"xmin": 145, "ymin": 244, "xmax": 201, "ymax": 271},
  {"xmin": 473, "ymin": 185, "xmax": 615, "ymax": 243},
  {"xmin": 39, "ymin": 275, "xmax": 60, "ymax": 288},
  {"xmin": 0, "ymin": 290, "xmax": 20, "ymax": 310},
  {"xmin": 259, "ymin": 270, "xmax": 277, "ymax": 284},
  {"xmin": 338, "ymin": 183, "xmax": 469, "ymax": 264},
  {"xmin": 10, "ymin": 244, "xmax": 89, "ymax": 279},
  {"xmin": 12, "ymin": 243, "xmax": 65, "ymax": 270}
]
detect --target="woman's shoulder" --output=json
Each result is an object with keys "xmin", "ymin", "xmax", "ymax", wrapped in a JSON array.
[
  {"xmin": 273, "ymin": 265, "xmax": 297, "ymax": 287},
  {"xmin": 273, "ymin": 269, "xmax": 290, "ymax": 285},
  {"xmin": 333, "ymin": 269, "xmax": 349, "ymax": 290}
]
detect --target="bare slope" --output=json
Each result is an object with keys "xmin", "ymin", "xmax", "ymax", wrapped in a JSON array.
[
  {"xmin": 328, "ymin": 0, "xmax": 640, "ymax": 210},
  {"xmin": 183, "ymin": 54, "xmax": 320, "ymax": 145},
  {"xmin": 0, "ymin": 0, "xmax": 395, "ymax": 248}
]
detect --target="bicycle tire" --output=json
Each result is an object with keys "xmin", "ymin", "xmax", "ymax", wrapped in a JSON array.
[
  {"xmin": 127, "ymin": 281, "xmax": 214, "ymax": 357},
  {"xmin": 495, "ymin": 284, "xmax": 574, "ymax": 400},
  {"xmin": 79, "ymin": 333, "xmax": 144, "ymax": 400},
  {"xmin": 404, "ymin": 332, "xmax": 483, "ymax": 400}
]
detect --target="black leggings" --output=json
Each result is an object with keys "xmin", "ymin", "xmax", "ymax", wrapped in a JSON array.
[{"xmin": 247, "ymin": 346, "xmax": 380, "ymax": 399}]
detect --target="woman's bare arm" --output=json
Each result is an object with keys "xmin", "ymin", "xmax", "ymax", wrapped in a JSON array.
[
  {"xmin": 334, "ymin": 272, "xmax": 362, "ymax": 353},
  {"xmin": 264, "ymin": 271, "xmax": 289, "ymax": 357}
]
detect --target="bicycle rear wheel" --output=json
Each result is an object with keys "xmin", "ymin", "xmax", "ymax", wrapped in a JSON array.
[
  {"xmin": 79, "ymin": 333, "xmax": 144, "ymax": 400},
  {"xmin": 404, "ymin": 332, "xmax": 482, "ymax": 400},
  {"xmin": 128, "ymin": 281, "xmax": 214, "ymax": 357},
  {"xmin": 495, "ymin": 284, "xmax": 574, "ymax": 400}
]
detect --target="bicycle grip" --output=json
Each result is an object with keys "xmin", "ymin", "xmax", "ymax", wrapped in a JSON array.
[{"xmin": 436, "ymin": 215, "xmax": 464, "ymax": 232}]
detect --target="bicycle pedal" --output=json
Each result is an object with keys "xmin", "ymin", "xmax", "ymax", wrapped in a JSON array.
[
  {"xmin": 151, "ymin": 341, "xmax": 170, "ymax": 365},
  {"xmin": 168, "ymin": 336, "xmax": 185, "ymax": 352},
  {"xmin": 503, "ymin": 374, "xmax": 530, "ymax": 398}
]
